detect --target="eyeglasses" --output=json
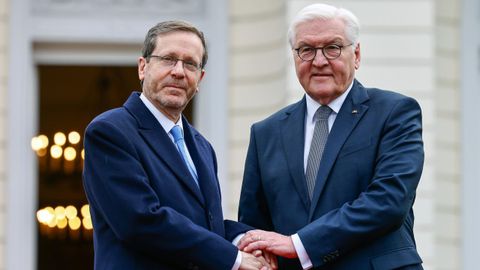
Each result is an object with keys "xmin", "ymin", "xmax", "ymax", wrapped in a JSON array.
[
  {"xmin": 294, "ymin": 44, "xmax": 353, "ymax": 61},
  {"xmin": 148, "ymin": 55, "xmax": 202, "ymax": 73}
]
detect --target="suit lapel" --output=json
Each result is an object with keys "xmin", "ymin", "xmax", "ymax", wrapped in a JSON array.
[
  {"xmin": 280, "ymin": 98, "xmax": 311, "ymax": 211},
  {"xmin": 309, "ymin": 81, "xmax": 370, "ymax": 219},
  {"xmin": 123, "ymin": 93, "xmax": 205, "ymax": 206},
  {"xmin": 182, "ymin": 118, "xmax": 218, "ymax": 209}
]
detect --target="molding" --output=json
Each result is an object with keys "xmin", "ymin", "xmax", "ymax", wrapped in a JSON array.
[
  {"xmin": 30, "ymin": 0, "xmax": 206, "ymax": 43},
  {"xmin": 32, "ymin": 0, "xmax": 205, "ymax": 16},
  {"xmin": 193, "ymin": 0, "xmax": 230, "ymax": 214},
  {"xmin": 7, "ymin": 0, "xmax": 37, "ymax": 269}
]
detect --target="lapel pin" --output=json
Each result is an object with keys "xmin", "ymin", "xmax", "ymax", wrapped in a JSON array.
[{"xmin": 352, "ymin": 109, "xmax": 358, "ymax": 114}]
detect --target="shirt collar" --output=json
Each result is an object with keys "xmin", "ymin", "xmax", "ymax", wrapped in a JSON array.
[
  {"xmin": 305, "ymin": 80, "xmax": 354, "ymax": 123},
  {"xmin": 139, "ymin": 93, "xmax": 184, "ymax": 133}
]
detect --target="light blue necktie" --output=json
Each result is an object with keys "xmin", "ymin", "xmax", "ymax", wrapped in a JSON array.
[{"xmin": 170, "ymin": 125, "xmax": 199, "ymax": 186}]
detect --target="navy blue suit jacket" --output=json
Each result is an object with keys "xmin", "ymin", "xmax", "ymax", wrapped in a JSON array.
[
  {"xmin": 239, "ymin": 80, "xmax": 424, "ymax": 269},
  {"xmin": 83, "ymin": 92, "xmax": 250, "ymax": 270}
]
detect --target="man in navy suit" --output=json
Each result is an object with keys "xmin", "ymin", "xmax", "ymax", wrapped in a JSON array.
[
  {"xmin": 237, "ymin": 3, "xmax": 424, "ymax": 270},
  {"xmin": 83, "ymin": 20, "xmax": 274, "ymax": 270}
]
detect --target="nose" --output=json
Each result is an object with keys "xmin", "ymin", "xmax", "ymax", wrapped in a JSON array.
[
  {"xmin": 312, "ymin": 49, "xmax": 329, "ymax": 66},
  {"xmin": 170, "ymin": 60, "xmax": 186, "ymax": 77}
]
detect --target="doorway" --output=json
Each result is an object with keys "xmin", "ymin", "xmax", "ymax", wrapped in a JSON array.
[{"xmin": 34, "ymin": 65, "xmax": 193, "ymax": 269}]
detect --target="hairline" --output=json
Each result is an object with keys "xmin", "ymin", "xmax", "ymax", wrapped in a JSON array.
[
  {"xmin": 287, "ymin": 4, "xmax": 360, "ymax": 51},
  {"xmin": 142, "ymin": 21, "xmax": 208, "ymax": 68}
]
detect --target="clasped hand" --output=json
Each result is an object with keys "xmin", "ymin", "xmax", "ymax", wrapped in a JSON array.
[{"xmin": 238, "ymin": 230, "xmax": 298, "ymax": 270}]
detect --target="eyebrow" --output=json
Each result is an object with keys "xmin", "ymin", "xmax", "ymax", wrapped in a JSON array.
[
  {"xmin": 159, "ymin": 53, "xmax": 200, "ymax": 63},
  {"xmin": 295, "ymin": 37, "xmax": 346, "ymax": 47}
]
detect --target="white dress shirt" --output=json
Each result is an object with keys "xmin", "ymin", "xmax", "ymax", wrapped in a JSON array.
[{"xmin": 140, "ymin": 94, "xmax": 196, "ymax": 165}]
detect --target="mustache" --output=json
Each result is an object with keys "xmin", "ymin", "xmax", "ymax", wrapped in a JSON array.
[{"xmin": 161, "ymin": 79, "xmax": 188, "ymax": 89}]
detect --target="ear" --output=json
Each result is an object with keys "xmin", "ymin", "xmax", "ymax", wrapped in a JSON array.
[
  {"xmin": 196, "ymin": 69, "xmax": 206, "ymax": 90},
  {"xmin": 354, "ymin": 43, "xmax": 361, "ymax": 69},
  {"xmin": 194, "ymin": 69, "xmax": 206, "ymax": 93},
  {"xmin": 138, "ymin": 57, "xmax": 147, "ymax": 81}
]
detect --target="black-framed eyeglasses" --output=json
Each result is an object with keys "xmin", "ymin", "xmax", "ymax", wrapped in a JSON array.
[
  {"xmin": 148, "ymin": 55, "xmax": 202, "ymax": 73},
  {"xmin": 294, "ymin": 43, "xmax": 353, "ymax": 61}
]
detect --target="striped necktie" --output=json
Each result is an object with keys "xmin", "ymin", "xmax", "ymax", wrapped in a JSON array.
[{"xmin": 305, "ymin": 106, "xmax": 332, "ymax": 199}]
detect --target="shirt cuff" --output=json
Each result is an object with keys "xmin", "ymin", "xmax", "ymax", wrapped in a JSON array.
[
  {"xmin": 232, "ymin": 250, "xmax": 242, "ymax": 270},
  {"xmin": 291, "ymin": 233, "xmax": 313, "ymax": 270},
  {"xmin": 232, "ymin": 233, "xmax": 245, "ymax": 247},
  {"xmin": 231, "ymin": 233, "xmax": 245, "ymax": 270}
]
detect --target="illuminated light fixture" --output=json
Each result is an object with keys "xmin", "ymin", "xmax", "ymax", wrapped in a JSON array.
[
  {"xmin": 68, "ymin": 217, "xmax": 82, "ymax": 230},
  {"xmin": 54, "ymin": 132, "xmax": 67, "ymax": 146},
  {"xmin": 54, "ymin": 206, "xmax": 66, "ymax": 220},
  {"xmin": 45, "ymin": 207, "xmax": 55, "ymax": 220},
  {"xmin": 36, "ymin": 209, "xmax": 46, "ymax": 224},
  {"xmin": 50, "ymin": 145, "xmax": 63, "ymax": 159},
  {"xmin": 81, "ymin": 204, "xmax": 90, "ymax": 218},
  {"xmin": 68, "ymin": 131, "xmax": 81, "ymax": 144},
  {"xmin": 65, "ymin": 205, "xmax": 78, "ymax": 219},
  {"xmin": 38, "ymin": 134, "xmax": 49, "ymax": 148},
  {"xmin": 57, "ymin": 218, "xmax": 68, "ymax": 229},
  {"xmin": 64, "ymin": 147, "xmax": 77, "ymax": 161},
  {"xmin": 32, "ymin": 131, "xmax": 84, "ymax": 164},
  {"xmin": 48, "ymin": 217, "xmax": 57, "ymax": 228},
  {"xmin": 37, "ymin": 148, "xmax": 47, "ymax": 157},
  {"xmin": 31, "ymin": 137, "xmax": 43, "ymax": 151},
  {"xmin": 38, "ymin": 204, "xmax": 94, "ymax": 237},
  {"xmin": 32, "ymin": 134, "xmax": 50, "ymax": 151},
  {"xmin": 83, "ymin": 217, "xmax": 93, "ymax": 230},
  {"xmin": 37, "ymin": 208, "xmax": 55, "ymax": 225}
]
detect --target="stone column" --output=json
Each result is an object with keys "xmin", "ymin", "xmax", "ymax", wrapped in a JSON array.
[
  {"xmin": 435, "ymin": 0, "xmax": 462, "ymax": 269},
  {"xmin": 227, "ymin": 0, "xmax": 288, "ymax": 218},
  {"xmin": 0, "ymin": 0, "xmax": 8, "ymax": 267}
]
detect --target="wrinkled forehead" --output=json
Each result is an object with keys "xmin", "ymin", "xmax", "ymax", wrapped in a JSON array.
[
  {"xmin": 155, "ymin": 32, "xmax": 203, "ymax": 52},
  {"xmin": 293, "ymin": 18, "xmax": 347, "ymax": 45}
]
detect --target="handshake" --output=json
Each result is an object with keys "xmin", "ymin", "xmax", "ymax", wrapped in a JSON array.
[{"xmin": 237, "ymin": 230, "xmax": 298, "ymax": 270}]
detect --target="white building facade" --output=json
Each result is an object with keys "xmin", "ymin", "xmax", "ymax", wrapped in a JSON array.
[{"xmin": 1, "ymin": 0, "xmax": 479, "ymax": 269}]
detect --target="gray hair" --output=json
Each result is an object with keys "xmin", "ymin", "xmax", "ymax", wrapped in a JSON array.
[
  {"xmin": 142, "ymin": 20, "xmax": 208, "ymax": 68},
  {"xmin": 287, "ymin": 3, "xmax": 360, "ymax": 49}
]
